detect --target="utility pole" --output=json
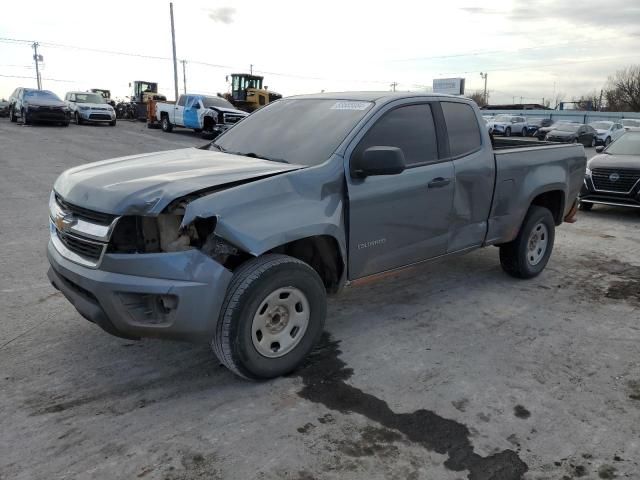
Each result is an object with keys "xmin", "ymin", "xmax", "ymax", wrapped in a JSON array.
[
  {"xmin": 32, "ymin": 42, "xmax": 42, "ymax": 89},
  {"xmin": 480, "ymin": 72, "xmax": 488, "ymax": 105},
  {"xmin": 181, "ymin": 60, "xmax": 187, "ymax": 94},
  {"xmin": 169, "ymin": 2, "xmax": 179, "ymax": 102},
  {"xmin": 250, "ymin": 64, "xmax": 253, "ymax": 75},
  {"xmin": 390, "ymin": 81, "xmax": 398, "ymax": 92}
]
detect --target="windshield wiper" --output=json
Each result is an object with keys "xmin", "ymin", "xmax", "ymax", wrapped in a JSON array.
[{"xmin": 209, "ymin": 143, "xmax": 227, "ymax": 152}]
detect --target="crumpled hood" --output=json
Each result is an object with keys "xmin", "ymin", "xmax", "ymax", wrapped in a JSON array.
[
  {"xmin": 209, "ymin": 106, "xmax": 247, "ymax": 116},
  {"xmin": 54, "ymin": 147, "xmax": 304, "ymax": 215}
]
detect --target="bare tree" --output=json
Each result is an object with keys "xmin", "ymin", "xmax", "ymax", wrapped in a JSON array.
[
  {"xmin": 605, "ymin": 66, "xmax": 640, "ymax": 111},
  {"xmin": 468, "ymin": 91, "xmax": 487, "ymax": 107},
  {"xmin": 551, "ymin": 92, "xmax": 565, "ymax": 110}
]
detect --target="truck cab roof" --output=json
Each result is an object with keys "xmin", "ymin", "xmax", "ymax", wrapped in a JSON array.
[{"xmin": 288, "ymin": 91, "xmax": 469, "ymax": 104}]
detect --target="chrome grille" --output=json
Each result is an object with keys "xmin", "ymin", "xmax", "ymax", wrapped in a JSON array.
[
  {"xmin": 592, "ymin": 168, "xmax": 640, "ymax": 193},
  {"xmin": 223, "ymin": 113, "xmax": 244, "ymax": 124},
  {"xmin": 56, "ymin": 230, "xmax": 104, "ymax": 260},
  {"xmin": 55, "ymin": 194, "xmax": 116, "ymax": 225}
]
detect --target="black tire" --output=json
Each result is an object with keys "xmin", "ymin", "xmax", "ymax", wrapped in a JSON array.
[
  {"xmin": 74, "ymin": 112, "xmax": 83, "ymax": 125},
  {"xmin": 109, "ymin": 120, "xmax": 116, "ymax": 126},
  {"xmin": 499, "ymin": 205, "xmax": 555, "ymax": 279},
  {"xmin": 161, "ymin": 116, "xmax": 173, "ymax": 132},
  {"xmin": 590, "ymin": 136, "xmax": 596, "ymax": 148},
  {"xmin": 579, "ymin": 201, "xmax": 593, "ymax": 211},
  {"xmin": 605, "ymin": 136, "xmax": 611, "ymax": 146},
  {"xmin": 505, "ymin": 127, "xmax": 511, "ymax": 137},
  {"xmin": 213, "ymin": 254, "xmax": 327, "ymax": 380},
  {"xmin": 572, "ymin": 138, "xmax": 578, "ymax": 143},
  {"xmin": 521, "ymin": 128, "xmax": 526, "ymax": 137},
  {"xmin": 9, "ymin": 106, "xmax": 17, "ymax": 123}
]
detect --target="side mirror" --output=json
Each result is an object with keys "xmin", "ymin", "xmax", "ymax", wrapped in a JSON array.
[
  {"xmin": 595, "ymin": 146, "xmax": 605, "ymax": 153},
  {"xmin": 351, "ymin": 146, "xmax": 406, "ymax": 178}
]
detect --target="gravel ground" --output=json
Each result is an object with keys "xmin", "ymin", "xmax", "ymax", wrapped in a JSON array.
[{"xmin": 0, "ymin": 119, "xmax": 638, "ymax": 480}]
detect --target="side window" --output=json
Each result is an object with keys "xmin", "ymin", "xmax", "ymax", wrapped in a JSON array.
[
  {"xmin": 356, "ymin": 104, "xmax": 438, "ymax": 167},
  {"xmin": 441, "ymin": 102, "xmax": 482, "ymax": 157},
  {"xmin": 177, "ymin": 95, "xmax": 186, "ymax": 106}
]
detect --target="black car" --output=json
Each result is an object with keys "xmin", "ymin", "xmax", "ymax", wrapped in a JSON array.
[
  {"xmin": 525, "ymin": 117, "xmax": 553, "ymax": 136},
  {"xmin": 0, "ymin": 99, "xmax": 9, "ymax": 117},
  {"xmin": 580, "ymin": 131, "xmax": 640, "ymax": 210},
  {"xmin": 545, "ymin": 123, "xmax": 597, "ymax": 147},
  {"xmin": 534, "ymin": 121, "xmax": 576, "ymax": 140},
  {"xmin": 8, "ymin": 87, "xmax": 70, "ymax": 126}
]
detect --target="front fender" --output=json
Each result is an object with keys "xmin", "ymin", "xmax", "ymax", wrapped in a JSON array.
[{"xmin": 181, "ymin": 157, "xmax": 347, "ymax": 260}]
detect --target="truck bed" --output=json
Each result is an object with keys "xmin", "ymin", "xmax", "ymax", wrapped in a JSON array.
[{"xmin": 485, "ymin": 142, "xmax": 586, "ymax": 245}]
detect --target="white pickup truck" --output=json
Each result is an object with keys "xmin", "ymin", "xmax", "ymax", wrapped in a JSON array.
[{"xmin": 154, "ymin": 94, "xmax": 248, "ymax": 138}]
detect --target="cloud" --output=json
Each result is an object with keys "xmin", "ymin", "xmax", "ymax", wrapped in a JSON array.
[
  {"xmin": 508, "ymin": 0, "xmax": 640, "ymax": 28},
  {"xmin": 208, "ymin": 7, "xmax": 236, "ymax": 24}
]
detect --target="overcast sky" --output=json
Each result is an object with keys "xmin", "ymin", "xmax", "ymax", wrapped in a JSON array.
[{"xmin": 1, "ymin": 0, "xmax": 639, "ymax": 105}]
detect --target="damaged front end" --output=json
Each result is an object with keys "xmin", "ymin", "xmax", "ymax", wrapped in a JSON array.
[{"xmin": 108, "ymin": 197, "xmax": 249, "ymax": 270}]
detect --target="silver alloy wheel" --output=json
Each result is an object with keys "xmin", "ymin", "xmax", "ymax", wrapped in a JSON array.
[
  {"xmin": 591, "ymin": 137, "xmax": 596, "ymax": 147},
  {"xmin": 527, "ymin": 222, "xmax": 548, "ymax": 266},
  {"xmin": 251, "ymin": 286, "xmax": 310, "ymax": 358}
]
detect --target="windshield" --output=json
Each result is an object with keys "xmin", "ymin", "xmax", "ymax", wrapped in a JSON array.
[
  {"xmin": 212, "ymin": 99, "xmax": 373, "ymax": 166},
  {"xmin": 528, "ymin": 118, "xmax": 544, "ymax": 126},
  {"xmin": 590, "ymin": 122, "xmax": 612, "ymax": 130},
  {"xmin": 555, "ymin": 124, "xmax": 580, "ymax": 132},
  {"xmin": 605, "ymin": 132, "xmax": 640, "ymax": 155},
  {"xmin": 24, "ymin": 90, "xmax": 60, "ymax": 101},
  {"xmin": 494, "ymin": 115, "xmax": 513, "ymax": 122},
  {"xmin": 203, "ymin": 96, "xmax": 233, "ymax": 109},
  {"xmin": 75, "ymin": 93, "xmax": 106, "ymax": 104}
]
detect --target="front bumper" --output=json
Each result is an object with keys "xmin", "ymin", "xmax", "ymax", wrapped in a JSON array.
[
  {"xmin": 26, "ymin": 107, "xmax": 69, "ymax": 123},
  {"xmin": 78, "ymin": 109, "xmax": 116, "ymax": 122},
  {"xmin": 47, "ymin": 240, "xmax": 234, "ymax": 343}
]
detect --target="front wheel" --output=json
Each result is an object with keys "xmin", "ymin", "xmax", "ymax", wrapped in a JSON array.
[
  {"xmin": 161, "ymin": 116, "xmax": 173, "ymax": 132},
  {"xmin": 604, "ymin": 137, "xmax": 611, "ymax": 146},
  {"xmin": 74, "ymin": 112, "xmax": 83, "ymax": 125},
  {"xmin": 590, "ymin": 136, "xmax": 596, "ymax": 147},
  {"xmin": 505, "ymin": 127, "xmax": 512, "ymax": 137},
  {"xmin": 21, "ymin": 108, "xmax": 31, "ymax": 125},
  {"xmin": 499, "ymin": 206, "xmax": 555, "ymax": 279},
  {"xmin": 10, "ymin": 107, "xmax": 17, "ymax": 122},
  {"xmin": 521, "ymin": 127, "xmax": 526, "ymax": 137},
  {"xmin": 213, "ymin": 254, "xmax": 327, "ymax": 380},
  {"xmin": 109, "ymin": 120, "xmax": 116, "ymax": 126}
]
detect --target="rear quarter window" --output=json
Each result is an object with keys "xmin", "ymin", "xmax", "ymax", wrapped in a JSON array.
[{"xmin": 441, "ymin": 102, "xmax": 482, "ymax": 157}]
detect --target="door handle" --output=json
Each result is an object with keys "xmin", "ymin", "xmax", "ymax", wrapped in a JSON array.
[{"xmin": 428, "ymin": 177, "xmax": 451, "ymax": 188}]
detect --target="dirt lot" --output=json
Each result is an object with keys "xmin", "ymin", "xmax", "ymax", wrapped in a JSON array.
[{"xmin": 1, "ymin": 120, "xmax": 638, "ymax": 480}]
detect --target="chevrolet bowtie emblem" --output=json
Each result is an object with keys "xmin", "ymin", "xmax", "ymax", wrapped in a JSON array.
[{"xmin": 55, "ymin": 212, "xmax": 75, "ymax": 232}]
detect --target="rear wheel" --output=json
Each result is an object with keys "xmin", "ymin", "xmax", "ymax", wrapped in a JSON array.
[
  {"xmin": 505, "ymin": 127, "xmax": 512, "ymax": 137},
  {"xmin": 590, "ymin": 136, "xmax": 596, "ymax": 147},
  {"xmin": 161, "ymin": 116, "xmax": 173, "ymax": 132},
  {"xmin": 521, "ymin": 127, "xmax": 526, "ymax": 137},
  {"xmin": 213, "ymin": 254, "xmax": 327, "ymax": 380},
  {"xmin": 499, "ymin": 206, "xmax": 555, "ymax": 279},
  {"xmin": 9, "ymin": 107, "xmax": 17, "ymax": 122}
]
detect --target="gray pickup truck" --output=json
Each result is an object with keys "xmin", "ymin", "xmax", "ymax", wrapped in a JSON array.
[{"xmin": 47, "ymin": 92, "xmax": 586, "ymax": 379}]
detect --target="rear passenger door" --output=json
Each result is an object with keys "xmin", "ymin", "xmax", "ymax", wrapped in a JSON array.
[
  {"xmin": 440, "ymin": 101, "xmax": 495, "ymax": 252},
  {"xmin": 346, "ymin": 101, "xmax": 455, "ymax": 278}
]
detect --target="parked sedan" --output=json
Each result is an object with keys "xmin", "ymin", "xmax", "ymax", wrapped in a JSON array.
[
  {"xmin": 524, "ymin": 117, "xmax": 553, "ymax": 136},
  {"xmin": 545, "ymin": 123, "xmax": 597, "ymax": 147},
  {"xmin": 580, "ymin": 131, "xmax": 640, "ymax": 210},
  {"xmin": 0, "ymin": 99, "xmax": 9, "ymax": 117},
  {"xmin": 9, "ymin": 88, "xmax": 70, "ymax": 126},
  {"xmin": 588, "ymin": 121, "xmax": 625, "ymax": 146},
  {"xmin": 65, "ymin": 91, "xmax": 116, "ymax": 126},
  {"xmin": 487, "ymin": 114, "xmax": 527, "ymax": 136},
  {"xmin": 534, "ymin": 120, "xmax": 575, "ymax": 140}
]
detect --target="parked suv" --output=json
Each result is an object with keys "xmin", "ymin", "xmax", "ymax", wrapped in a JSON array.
[
  {"xmin": 488, "ymin": 114, "xmax": 527, "ymax": 136},
  {"xmin": 65, "ymin": 91, "xmax": 116, "ymax": 126},
  {"xmin": 8, "ymin": 88, "xmax": 70, "ymax": 126}
]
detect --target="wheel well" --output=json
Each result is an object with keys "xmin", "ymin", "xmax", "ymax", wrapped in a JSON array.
[
  {"xmin": 269, "ymin": 235, "xmax": 344, "ymax": 293},
  {"xmin": 160, "ymin": 112, "xmax": 169, "ymax": 119},
  {"xmin": 203, "ymin": 116, "xmax": 215, "ymax": 129},
  {"xmin": 531, "ymin": 190, "xmax": 564, "ymax": 225}
]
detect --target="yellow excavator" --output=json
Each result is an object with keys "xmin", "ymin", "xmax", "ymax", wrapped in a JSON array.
[{"xmin": 220, "ymin": 73, "xmax": 282, "ymax": 113}]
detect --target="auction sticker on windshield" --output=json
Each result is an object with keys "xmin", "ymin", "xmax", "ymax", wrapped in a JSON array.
[{"xmin": 330, "ymin": 101, "xmax": 371, "ymax": 111}]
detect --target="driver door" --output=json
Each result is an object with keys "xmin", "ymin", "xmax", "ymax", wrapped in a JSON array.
[{"xmin": 346, "ymin": 102, "xmax": 455, "ymax": 279}]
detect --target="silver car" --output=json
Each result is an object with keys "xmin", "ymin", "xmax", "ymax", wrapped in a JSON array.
[{"xmin": 64, "ymin": 91, "xmax": 116, "ymax": 126}]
